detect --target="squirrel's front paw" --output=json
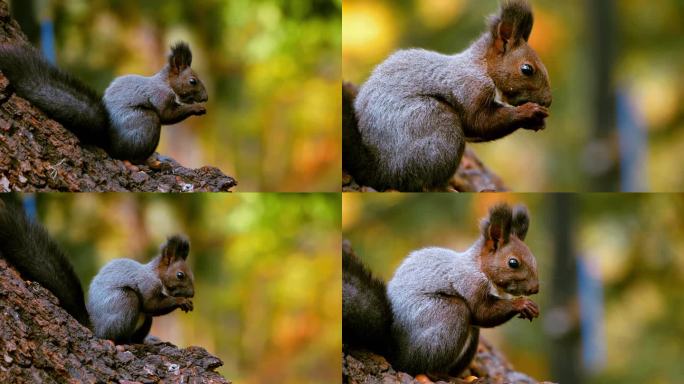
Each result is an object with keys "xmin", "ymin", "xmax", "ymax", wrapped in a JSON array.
[
  {"xmin": 516, "ymin": 102, "xmax": 548, "ymax": 129},
  {"xmin": 513, "ymin": 297, "xmax": 539, "ymax": 321},
  {"xmin": 177, "ymin": 298, "xmax": 194, "ymax": 312},
  {"xmin": 192, "ymin": 103, "xmax": 207, "ymax": 115}
]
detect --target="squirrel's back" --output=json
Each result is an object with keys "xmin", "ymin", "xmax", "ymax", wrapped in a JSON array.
[
  {"xmin": 351, "ymin": 49, "xmax": 468, "ymax": 191},
  {"xmin": 0, "ymin": 44, "xmax": 110, "ymax": 148},
  {"xmin": 103, "ymin": 74, "xmax": 162, "ymax": 109},
  {"xmin": 388, "ymin": 246, "xmax": 490, "ymax": 311},
  {"xmin": 354, "ymin": 49, "xmax": 455, "ymax": 139},
  {"xmin": 363, "ymin": 49, "xmax": 453, "ymax": 90},
  {"xmin": 88, "ymin": 258, "xmax": 152, "ymax": 297}
]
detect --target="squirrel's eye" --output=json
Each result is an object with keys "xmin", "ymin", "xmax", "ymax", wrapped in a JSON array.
[
  {"xmin": 189, "ymin": 78, "xmax": 197, "ymax": 85},
  {"xmin": 508, "ymin": 258, "xmax": 520, "ymax": 269},
  {"xmin": 176, "ymin": 271, "xmax": 185, "ymax": 280},
  {"xmin": 520, "ymin": 64, "xmax": 534, "ymax": 76}
]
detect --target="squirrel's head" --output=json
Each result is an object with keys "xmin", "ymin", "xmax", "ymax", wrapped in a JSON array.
[
  {"xmin": 157, "ymin": 235, "xmax": 195, "ymax": 298},
  {"xmin": 167, "ymin": 42, "xmax": 208, "ymax": 104},
  {"xmin": 478, "ymin": 203, "xmax": 539, "ymax": 297},
  {"xmin": 485, "ymin": 0, "xmax": 551, "ymax": 109}
]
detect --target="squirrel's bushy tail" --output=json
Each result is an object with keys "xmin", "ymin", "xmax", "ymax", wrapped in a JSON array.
[
  {"xmin": 342, "ymin": 240, "xmax": 393, "ymax": 355},
  {"xmin": 0, "ymin": 195, "xmax": 90, "ymax": 327},
  {"xmin": 0, "ymin": 44, "xmax": 109, "ymax": 148},
  {"xmin": 342, "ymin": 82, "xmax": 376, "ymax": 187}
]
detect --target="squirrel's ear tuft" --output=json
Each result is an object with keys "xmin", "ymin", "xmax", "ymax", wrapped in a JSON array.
[
  {"xmin": 511, "ymin": 204, "xmax": 530, "ymax": 241},
  {"xmin": 169, "ymin": 41, "xmax": 193, "ymax": 72},
  {"xmin": 161, "ymin": 234, "xmax": 190, "ymax": 262},
  {"xmin": 481, "ymin": 203, "xmax": 512, "ymax": 250},
  {"xmin": 488, "ymin": 0, "xmax": 534, "ymax": 52}
]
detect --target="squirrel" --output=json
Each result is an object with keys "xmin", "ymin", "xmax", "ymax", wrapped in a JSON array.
[
  {"xmin": 342, "ymin": 203, "xmax": 540, "ymax": 379},
  {"xmin": 0, "ymin": 195, "xmax": 194, "ymax": 344},
  {"xmin": 346, "ymin": 0, "xmax": 552, "ymax": 191},
  {"xmin": 87, "ymin": 235, "xmax": 194, "ymax": 344},
  {"xmin": 0, "ymin": 41, "xmax": 207, "ymax": 164}
]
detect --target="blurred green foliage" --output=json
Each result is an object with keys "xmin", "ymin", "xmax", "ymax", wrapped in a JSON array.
[
  {"xmin": 343, "ymin": 193, "xmax": 684, "ymax": 383},
  {"xmin": 35, "ymin": 193, "xmax": 341, "ymax": 384},
  {"xmin": 577, "ymin": 194, "xmax": 684, "ymax": 384},
  {"xmin": 14, "ymin": 0, "xmax": 341, "ymax": 191},
  {"xmin": 343, "ymin": 0, "xmax": 684, "ymax": 191}
]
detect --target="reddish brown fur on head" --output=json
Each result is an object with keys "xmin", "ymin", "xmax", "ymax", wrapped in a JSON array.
[
  {"xmin": 479, "ymin": 203, "xmax": 539, "ymax": 296},
  {"xmin": 485, "ymin": 0, "xmax": 551, "ymax": 109},
  {"xmin": 157, "ymin": 235, "xmax": 195, "ymax": 298},
  {"xmin": 167, "ymin": 41, "xmax": 208, "ymax": 104}
]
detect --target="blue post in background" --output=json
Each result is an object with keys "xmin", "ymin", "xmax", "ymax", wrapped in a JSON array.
[
  {"xmin": 578, "ymin": 256, "xmax": 607, "ymax": 373},
  {"xmin": 38, "ymin": 0, "xmax": 56, "ymax": 63},
  {"xmin": 22, "ymin": 194, "xmax": 37, "ymax": 220},
  {"xmin": 617, "ymin": 88, "xmax": 647, "ymax": 192}
]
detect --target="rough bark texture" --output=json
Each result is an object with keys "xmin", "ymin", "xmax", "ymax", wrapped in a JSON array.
[
  {"xmin": 343, "ymin": 341, "xmax": 542, "ymax": 384},
  {"xmin": 342, "ymin": 82, "xmax": 506, "ymax": 192},
  {"xmin": 342, "ymin": 242, "xmax": 551, "ymax": 384},
  {"xmin": 343, "ymin": 341, "xmax": 548, "ymax": 384},
  {"xmin": 0, "ymin": 2, "xmax": 237, "ymax": 192},
  {"xmin": 0, "ymin": 258, "xmax": 230, "ymax": 384}
]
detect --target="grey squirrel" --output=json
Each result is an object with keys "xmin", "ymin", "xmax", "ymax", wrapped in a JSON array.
[
  {"xmin": 0, "ymin": 41, "xmax": 207, "ymax": 164},
  {"xmin": 342, "ymin": 203, "xmax": 540, "ymax": 379},
  {"xmin": 0, "ymin": 195, "xmax": 194, "ymax": 344},
  {"xmin": 346, "ymin": 0, "xmax": 552, "ymax": 191}
]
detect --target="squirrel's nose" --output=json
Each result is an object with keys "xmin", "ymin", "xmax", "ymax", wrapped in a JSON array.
[{"xmin": 528, "ymin": 282, "xmax": 539, "ymax": 295}]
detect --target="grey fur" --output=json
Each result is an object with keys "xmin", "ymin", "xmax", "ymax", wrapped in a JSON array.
[
  {"xmin": 104, "ymin": 69, "xmax": 171, "ymax": 163},
  {"xmin": 354, "ymin": 40, "xmax": 492, "ymax": 191},
  {"xmin": 386, "ymin": 244, "xmax": 489, "ymax": 374},
  {"xmin": 88, "ymin": 258, "xmax": 158, "ymax": 343}
]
